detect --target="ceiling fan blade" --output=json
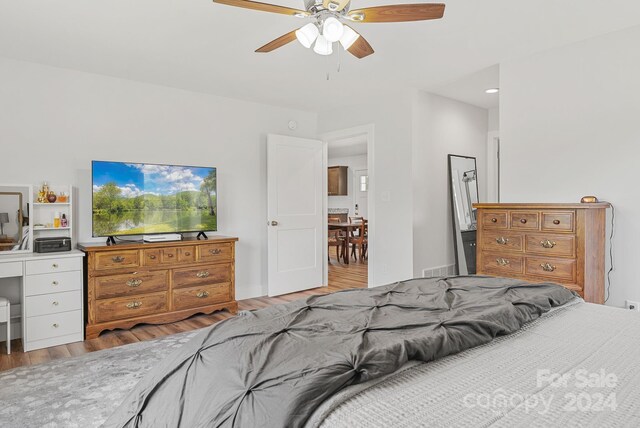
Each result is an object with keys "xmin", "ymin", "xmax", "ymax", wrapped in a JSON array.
[
  {"xmin": 348, "ymin": 3, "xmax": 445, "ymax": 23},
  {"xmin": 256, "ymin": 30, "xmax": 298, "ymax": 53},
  {"xmin": 344, "ymin": 26, "xmax": 374, "ymax": 59},
  {"xmin": 213, "ymin": 0, "xmax": 309, "ymax": 17},
  {"xmin": 322, "ymin": 0, "xmax": 350, "ymax": 12}
]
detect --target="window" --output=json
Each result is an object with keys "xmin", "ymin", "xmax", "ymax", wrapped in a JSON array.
[{"xmin": 360, "ymin": 175, "xmax": 368, "ymax": 192}]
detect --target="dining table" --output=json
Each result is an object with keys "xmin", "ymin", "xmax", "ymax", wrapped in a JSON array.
[{"xmin": 328, "ymin": 222, "xmax": 362, "ymax": 265}]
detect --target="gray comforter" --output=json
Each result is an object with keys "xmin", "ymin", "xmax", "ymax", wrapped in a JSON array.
[{"xmin": 104, "ymin": 276, "xmax": 575, "ymax": 428}]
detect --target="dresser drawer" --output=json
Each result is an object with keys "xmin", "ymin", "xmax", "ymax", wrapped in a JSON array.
[
  {"xmin": 95, "ymin": 270, "xmax": 168, "ymax": 299},
  {"xmin": 142, "ymin": 249, "xmax": 162, "ymax": 266},
  {"xmin": 26, "ymin": 290, "xmax": 82, "ymax": 317},
  {"xmin": 0, "ymin": 261, "xmax": 22, "ymax": 278},
  {"xmin": 481, "ymin": 253, "xmax": 524, "ymax": 275},
  {"xmin": 94, "ymin": 250, "xmax": 139, "ymax": 271},
  {"xmin": 26, "ymin": 257, "xmax": 81, "ymax": 275},
  {"xmin": 26, "ymin": 310, "xmax": 82, "ymax": 342},
  {"xmin": 172, "ymin": 282, "xmax": 232, "ymax": 311},
  {"xmin": 173, "ymin": 263, "xmax": 232, "ymax": 289},
  {"xmin": 25, "ymin": 271, "xmax": 82, "ymax": 296},
  {"xmin": 197, "ymin": 243, "xmax": 232, "ymax": 262},
  {"xmin": 525, "ymin": 234, "xmax": 576, "ymax": 257},
  {"xmin": 95, "ymin": 292, "xmax": 168, "ymax": 323},
  {"xmin": 510, "ymin": 211, "xmax": 539, "ymax": 230},
  {"xmin": 525, "ymin": 257, "xmax": 576, "ymax": 282},
  {"xmin": 177, "ymin": 246, "xmax": 196, "ymax": 263},
  {"xmin": 480, "ymin": 232, "xmax": 523, "ymax": 253},
  {"xmin": 480, "ymin": 211, "xmax": 508, "ymax": 229},
  {"xmin": 541, "ymin": 211, "xmax": 575, "ymax": 232}
]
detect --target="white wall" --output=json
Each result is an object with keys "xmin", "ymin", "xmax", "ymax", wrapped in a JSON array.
[
  {"xmin": 412, "ymin": 92, "xmax": 489, "ymax": 276},
  {"xmin": 327, "ymin": 154, "xmax": 367, "ymax": 215},
  {"xmin": 318, "ymin": 91, "xmax": 414, "ymax": 286},
  {"xmin": 488, "ymin": 107, "xmax": 500, "ymax": 132},
  {"xmin": 0, "ymin": 57, "xmax": 317, "ymax": 299},
  {"xmin": 500, "ymin": 24, "xmax": 640, "ymax": 307}
]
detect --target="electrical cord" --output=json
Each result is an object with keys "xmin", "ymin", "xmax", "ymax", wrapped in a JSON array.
[{"xmin": 605, "ymin": 203, "xmax": 615, "ymax": 303}]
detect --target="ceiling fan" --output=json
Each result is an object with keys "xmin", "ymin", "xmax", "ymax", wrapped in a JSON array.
[{"xmin": 212, "ymin": 0, "xmax": 445, "ymax": 59}]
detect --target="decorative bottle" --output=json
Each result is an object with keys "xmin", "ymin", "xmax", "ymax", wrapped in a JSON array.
[{"xmin": 60, "ymin": 214, "xmax": 68, "ymax": 228}]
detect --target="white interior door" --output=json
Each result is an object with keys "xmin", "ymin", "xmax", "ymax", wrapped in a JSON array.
[{"xmin": 267, "ymin": 134, "xmax": 325, "ymax": 297}]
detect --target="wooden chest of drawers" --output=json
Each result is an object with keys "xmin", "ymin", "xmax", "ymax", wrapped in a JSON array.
[
  {"xmin": 474, "ymin": 203, "xmax": 609, "ymax": 304},
  {"xmin": 79, "ymin": 237, "xmax": 238, "ymax": 339}
]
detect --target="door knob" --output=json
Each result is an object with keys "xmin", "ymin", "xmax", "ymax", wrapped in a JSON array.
[{"xmin": 271, "ymin": 221, "xmax": 279, "ymax": 226}]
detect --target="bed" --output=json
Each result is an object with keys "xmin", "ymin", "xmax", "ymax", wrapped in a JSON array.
[{"xmin": 0, "ymin": 276, "xmax": 639, "ymax": 427}]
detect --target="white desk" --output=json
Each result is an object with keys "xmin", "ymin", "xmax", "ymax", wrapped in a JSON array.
[{"xmin": 0, "ymin": 251, "xmax": 84, "ymax": 352}]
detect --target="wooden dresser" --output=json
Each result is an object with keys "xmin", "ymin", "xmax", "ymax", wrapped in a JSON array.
[
  {"xmin": 78, "ymin": 237, "xmax": 238, "ymax": 338},
  {"xmin": 474, "ymin": 203, "xmax": 609, "ymax": 304}
]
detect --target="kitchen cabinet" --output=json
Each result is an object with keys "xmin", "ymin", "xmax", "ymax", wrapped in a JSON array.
[{"xmin": 328, "ymin": 166, "xmax": 348, "ymax": 196}]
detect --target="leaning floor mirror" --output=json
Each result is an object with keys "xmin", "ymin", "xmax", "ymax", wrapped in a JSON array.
[
  {"xmin": 448, "ymin": 155, "xmax": 479, "ymax": 275},
  {"xmin": 0, "ymin": 185, "xmax": 33, "ymax": 254}
]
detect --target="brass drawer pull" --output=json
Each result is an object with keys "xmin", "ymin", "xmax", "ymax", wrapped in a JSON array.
[
  {"xmin": 196, "ymin": 271, "xmax": 210, "ymax": 278},
  {"xmin": 126, "ymin": 279, "xmax": 143, "ymax": 287},
  {"xmin": 540, "ymin": 263, "xmax": 556, "ymax": 272},
  {"xmin": 126, "ymin": 301, "xmax": 143, "ymax": 309},
  {"xmin": 553, "ymin": 220, "xmax": 561, "ymax": 225},
  {"xmin": 209, "ymin": 248, "xmax": 222, "ymax": 255},
  {"xmin": 52, "ymin": 323, "xmax": 59, "ymax": 328},
  {"xmin": 196, "ymin": 291, "xmax": 210, "ymax": 298},
  {"xmin": 184, "ymin": 252, "xmax": 191, "ymax": 256},
  {"xmin": 496, "ymin": 258, "xmax": 510, "ymax": 266},
  {"xmin": 167, "ymin": 254, "xmax": 174, "ymax": 258},
  {"xmin": 520, "ymin": 218, "xmax": 527, "ymax": 224},
  {"xmin": 112, "ymin": 256, "xmax": 125, "ymax": 263},
  {"xmin": 540, "ymin": 240, "xmax": 556, "ymax": 249},
  {"xmin": 149, "ymin": 255, "xmax": 157, "ymax": 260},
  {"xmin": 496, "ymin": 237, "xmax": 509, "ymax": 245},
  {"xmin": 491, "ymin": 218, "xmax": 498, "ymax": 223}
]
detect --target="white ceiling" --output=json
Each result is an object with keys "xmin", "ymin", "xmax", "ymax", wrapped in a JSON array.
[
  {"xmin": 432, "ymin": 64, "xmax": 499, "ymax": 109},
  {"xmin": 1, "ymin": 0, "xmax": 640, "ymax": 112}
]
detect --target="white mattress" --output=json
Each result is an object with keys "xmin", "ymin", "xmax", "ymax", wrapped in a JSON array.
[{"xmin": 308, "ymin": 299, "xmax": 640, "ymax": 427}]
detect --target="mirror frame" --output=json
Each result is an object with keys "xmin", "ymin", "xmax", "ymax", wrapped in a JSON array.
[
  {"xmin": 0, "ymin": 184, "xmax": 34, "ymax": 255},
  {"xmin": 447, "ymin": 155, "xmax": 479, "ymax": 275}
]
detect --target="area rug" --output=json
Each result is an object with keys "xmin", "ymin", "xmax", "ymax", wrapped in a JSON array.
[{"xmin": 0, "ymin": 329, "xmax": 200, "ymax": 428}]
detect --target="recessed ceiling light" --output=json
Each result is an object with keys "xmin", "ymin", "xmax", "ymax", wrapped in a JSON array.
[{"xmin": 485, "ymin": 88, "xmax": 499, "ymax": 94}]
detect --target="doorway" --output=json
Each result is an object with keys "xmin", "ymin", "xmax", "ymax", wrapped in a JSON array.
[{"xmin": 322, "ymin": 125, "xmax": 374, "ymax": 290}]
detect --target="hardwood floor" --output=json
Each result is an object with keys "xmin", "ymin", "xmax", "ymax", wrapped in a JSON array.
[{"xmin": 0, "ymin": 259, "xmax": 367, "ymax": 372}]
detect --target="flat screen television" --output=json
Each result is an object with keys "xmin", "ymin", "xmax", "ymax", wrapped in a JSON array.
[{"xmin": 92, "ymin": 161, "xmax": 217, "ymax": 237}]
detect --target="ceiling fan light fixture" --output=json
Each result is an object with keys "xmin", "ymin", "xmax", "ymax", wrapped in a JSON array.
[
  {"xmin": 295, "ymin": 23, "xmax": 319, "ymax": 49},
  {"xmin": 339, "ymin": 26, "xmax": 360, "ymax": 50},
  {"xmin": 322, "ymin": 17, "xmax": 344, "ymax": 42},
  {"xmin": 313, "ymin": 35, "xmax": 333, "ymax": 56}
]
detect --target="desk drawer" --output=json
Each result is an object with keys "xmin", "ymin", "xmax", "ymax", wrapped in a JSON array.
[
  {"xmin": 510, "ymin": 211, "xmax": 540, "ymax": 230},
  {"xmin": 0, "ymin": 261, "xmax": 22, "ymax": 278},
  {"xmin": 25, "ymin": 271, "xmax": 82, "ymax": 296},
  {"xmin": 26, "ymin": 257, "xmax": 81, "ymax": 275},
  {"xmin": 480, "ymin": 232, "xmax": 523, "ymax": 253},
  {"xmin": 26, "ymin": 290, "xmax": 82, "ymax": 317},
  {"xmin": 480, "ymin": 211, "xmax": 508, "ymax": 229},
  {"xmin": 525, "ymin": 234, "xmax": 575, "ymax": 257},
  {"xmin": 26, "ymin": 310, "xmax": 82, "ymax": 342}
]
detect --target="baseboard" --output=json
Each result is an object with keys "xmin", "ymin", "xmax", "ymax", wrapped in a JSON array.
[{"xmin": 422, "ymin": 264, "xmax": 456, "ymax": 278}]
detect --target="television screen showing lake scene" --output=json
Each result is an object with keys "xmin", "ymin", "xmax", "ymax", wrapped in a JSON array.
[{"xmin": 92, "ymin": 161, "xmax": 217, "ymax": 237}]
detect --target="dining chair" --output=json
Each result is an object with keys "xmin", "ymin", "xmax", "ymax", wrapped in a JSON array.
[
  {"xmin": 0, "ymin": 297, "xmax": 10, "ymax": 354},
  {"xmin": 328, "ymin": 217, "xmax": 345, "ymax": 263},
  {"xmin": 348, "ymin": 220, "xmax": 368, "ymax": 262}
]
